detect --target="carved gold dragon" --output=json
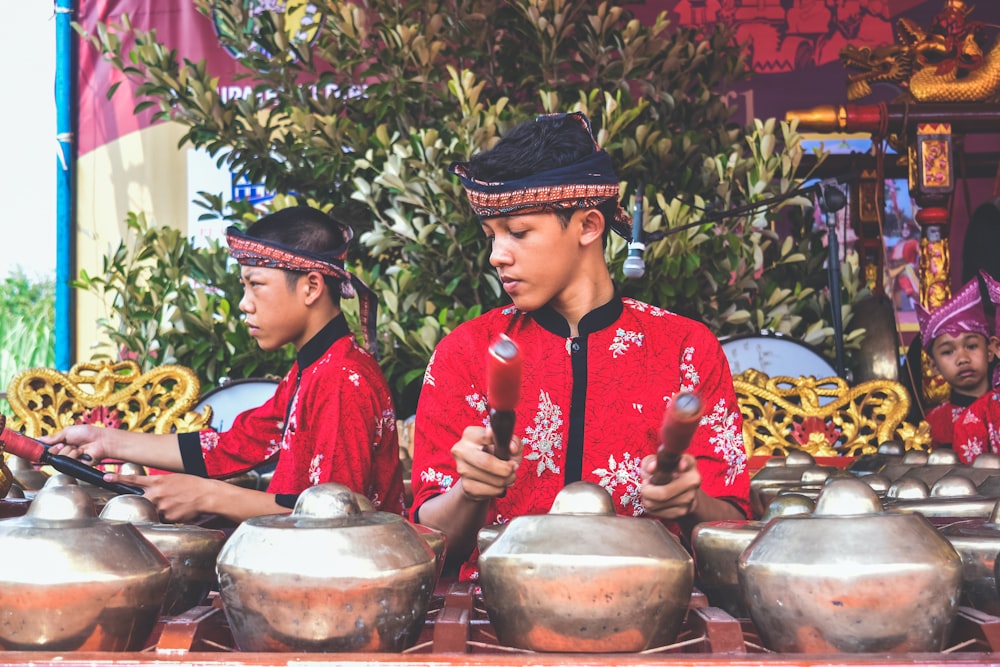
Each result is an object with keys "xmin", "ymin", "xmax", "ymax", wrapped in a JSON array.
[{"xmin": 841, "ymin": 0, "xmax": 1000, "ymax": 103}]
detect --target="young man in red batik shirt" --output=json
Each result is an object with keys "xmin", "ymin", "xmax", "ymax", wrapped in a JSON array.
[
  {"xmin": 45, "ymin": 206, "xmax": 404, "ymax": 522},
  {"xmin": 410, "ymin": 112, "xmax": 750, "ymax": 580},
  {"xmin": 952, "ymin": 270, "xmax": 1000, "ymax": 461},
  {"xmin": 916, "ymin": 275, "xmax": 994, "ymax": 456}
]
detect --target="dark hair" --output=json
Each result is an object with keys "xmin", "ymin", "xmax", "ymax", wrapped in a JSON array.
[
  {"xmin": 245, "ymin": 205, "xmax": 352, "ymax": 304},
  {"xmin": 464, "ymin": 115, "xmax": 618, "ymax": 241}
]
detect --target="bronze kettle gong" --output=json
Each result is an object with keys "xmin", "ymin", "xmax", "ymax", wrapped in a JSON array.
[
  {"xmin": 216, "ymin": 482, "xmax": 437, "ymax": 652},
  {"xmin": 738, "ymin": 476, "xmax": 962, "ymax": 653},
  {"xmin": 477, "ymin": 481, "xmax": 694, "ymax": 653},
  {"xmin": 0, "ymin": 484, "xmax": 171, "ymax": 651}
]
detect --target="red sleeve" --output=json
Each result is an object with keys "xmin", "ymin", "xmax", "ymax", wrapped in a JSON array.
[
  {"xmin": 410, "ymin": 325, "xmax": 484, "ymax": 520},
  {"xmin": 925, "ymin": 402, "xmax": 955, "ymax": 448},
  {"xmin": 681, "ymin": 323, "xmax": 751, "ymax": 518},
  {"xmin": 200, "ymin": 374, "xmax": 291, "ymax": 478}
]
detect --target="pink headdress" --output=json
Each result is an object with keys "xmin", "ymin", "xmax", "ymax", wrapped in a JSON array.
[
  {"xmin": 981, "ymin": 269, "xmax": 1000, "ymax": 336},
  {"xmin": 915, "ymin": 276, "xmax": 991, "ymax": 351}
]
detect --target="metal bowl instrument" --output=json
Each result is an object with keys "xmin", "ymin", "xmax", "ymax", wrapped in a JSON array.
[
  {"xmin": 738, "ymin": 476, "xmax": 962, "ymax": 653},
  {"xmin": 216, "ymin": 482, "xmax": 437, "ymax": 652},
  {"xmin": 0, "ymin": 484, "xmax": 170, "ymax": 651},
  {"xmin": 692, "ymin": 493, "xmax": 814, "ymax": 618},
  {"xmin": 477, "ymin": 481, "xmax": 694, "ymax": 653},
  {"xmin": 100, "ymin": 494, "xmax": 228, "ymax": 616},
  {"xmin": 939, "ymin": 501, "xmax": 1000, "ymax": 615}
]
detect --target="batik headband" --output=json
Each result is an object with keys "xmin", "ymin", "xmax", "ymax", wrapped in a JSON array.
[
  {"xmin": 449, "ymin": 112, "xmax": 632, "ymax": 240},
  {"xmin": 980, "ymin": 269, "xmax": 1000, "ymax": 336},
  {"xmin": 915, "ymin": 275, "xmax": 991, "ymax": 351},
  {"xmin": 226, "ymin": 225, "xmax": 378, "ymax": 356}
]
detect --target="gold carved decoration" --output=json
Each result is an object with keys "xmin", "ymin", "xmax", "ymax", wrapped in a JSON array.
[
  {"xmin": 841, "ymin": 0, "xmax": 1000, "ymax": 103},
  {"xmin": 734, "ymin": 369, "xmax": 931, "ymax": 458},
  {"xmin": 919, "ymin": 237, "xmax": 951, "ymax": 309},
  {"xmin": 5, "ymin": 360, "xmax": 211, "ymax": 438}
]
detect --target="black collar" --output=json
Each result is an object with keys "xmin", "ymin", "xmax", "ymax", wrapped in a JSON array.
[
  {"xmin": 531, "ymin": 296, "xmax": 624, "ymax": 337},
  {"xmin": 297, "ymin": 313, "xmax": 351, "ymax": 369},
  {"xmin": 950, "ymin": 389, "xmax": 981, "ymax": 409}
]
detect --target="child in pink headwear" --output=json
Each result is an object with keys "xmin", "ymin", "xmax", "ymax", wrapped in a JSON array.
[
  {"xmin": 953, "ymin": 272, "xmax": 1000, "ymax": 462},
  {"xmin": 916, "ymin": 276, "xmax": 994, "ymax": 454}
]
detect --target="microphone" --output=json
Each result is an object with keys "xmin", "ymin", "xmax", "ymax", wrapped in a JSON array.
[
  {"xmin": 623, "ymin": 187, "xmax": 646, "ymax": 279},
  {"xmin": 1, "ymin": 422, "xmax": 144, "ymax": 496}
]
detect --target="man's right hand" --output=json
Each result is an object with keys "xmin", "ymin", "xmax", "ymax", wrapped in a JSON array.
[
  {"xmin": 451, "ymin": 425, "xmax": 522, "ymax": 502},
  {"xmin": 41, "ymin": 425, "xmax": 116, "ymax": 462}
]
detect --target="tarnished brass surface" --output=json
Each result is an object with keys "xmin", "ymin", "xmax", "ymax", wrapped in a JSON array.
[
  {"xmin": 738, "ymin": 477, "xmax": 962, "ymax": 653},
  {"xmin": 0, "ymin": 484, "xmax": 171, "ymax": 651},
  {"xmin": 3, "ymin": 454, "xmax": 47, "ymax": 493},
  {"xmin": 748, "ymin": 451, "xmax": 822, "ymax": 518},
  {"xmin": 216, "ymin": 482, "xmax": 436, "ymax": 652},
  {"xmin": 733, "ymin": 370, "xmax": 931, "ymax": 457},
  {"xmin": 5, "ymin": 360, "xmax": 210, "ymax": 436},
  {"xmin": 692, "ymin": 494, "xmax": 814, "ymax": 618},
  {"xmin": 477, "ymin": 481, "xmax": 694, "ymax": 653},
  {"xmin": 100, "ymin": 494, "xmax": 228, "ymax": 616},
  {"xmin": 940, "ymin": 504, "xmax": 1000, "ymax": 615}
]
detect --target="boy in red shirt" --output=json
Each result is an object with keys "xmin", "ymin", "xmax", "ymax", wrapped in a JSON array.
[
  {"xmin": 953, "ymin": 271, "xmax": 1000, "ymax": 461},
  {"xmin": 917, "ymin": 275, "xmax": 994, "ymax": 456},
  {"xmin": 410, "ymin": 112, "xmax": 750, "ymax": 579},
  {"xmin": 45, "ymin": 206, "xmax": 405, "ymax": 522}
]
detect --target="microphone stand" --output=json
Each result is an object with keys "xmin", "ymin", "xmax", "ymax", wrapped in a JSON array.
[{"xmin": 822, "ymin": 184, "xmax": 848, "ymax": 379}]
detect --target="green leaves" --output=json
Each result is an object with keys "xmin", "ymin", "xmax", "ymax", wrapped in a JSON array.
[
  {"xmin": 72, "ymin": 209, "xmax": 294, "ymax": 390},
  {"xmin": 79, "ymin": 0, "xmax": 868, "ymax": 412}
]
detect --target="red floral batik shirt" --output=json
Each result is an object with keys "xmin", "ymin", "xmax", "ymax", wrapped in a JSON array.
[
  {"xmin": 178, "ymin": 315, "xmax": 405, "ymax": 515},
  {"xmin": 953, "ymin": 389, "xmax": 1000, "ymax": 463},
  {"xmin": 925, "ymin": 391, "xmax": 979, "ymax": 449},
  {"xmin": 411, "ymin": 297, "xmax": 750, "ymax": 578}
]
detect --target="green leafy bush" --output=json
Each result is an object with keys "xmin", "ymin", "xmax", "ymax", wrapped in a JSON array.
[
  {"xmin": 78, "ymin": 1, "xmax": 866, "ymax": 414},
  {"xmin": 72, "ymin": 209, "xmax": 295, "ymax": 389},
  {"xmin": 0, "ymin": 270, "xmax": 56, "ymax": 413}
]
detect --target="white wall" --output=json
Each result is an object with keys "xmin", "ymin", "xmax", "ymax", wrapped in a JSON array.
[{"xmin": 0, "ymin": 3, "xmax": 57, "ymax": 279}]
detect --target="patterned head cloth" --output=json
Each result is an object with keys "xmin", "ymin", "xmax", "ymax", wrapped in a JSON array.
[
  {"xmin": 449, "ymin": 111, "xmax": 632, "ymax": 240},
  {"xmin": 981, "ymin": 269, "xmax": 1000, "ymax": 336},
  {"xmin": 915, "ymin": 276, "xmax": 991, "ymax": 351},
  {"xmin": 226, "ymin": 224, "xmax": 378, "ymax": 357}
]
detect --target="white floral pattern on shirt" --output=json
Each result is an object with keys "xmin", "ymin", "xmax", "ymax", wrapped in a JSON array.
[
  {"xmin": 679, "ymin": 346, "xmax": 700, "ymax": 391},
  {"xmin": 308, "ymin": 453, "xmax": 324, "ymax": 485},
  {"xmin": 609, "ymin": 328, "xmax": 644, "ymax": 359},
  {"xmin": 703, "ymin": 397, "xmax": 747, "ymax": 486},
  {"xmin": 420, "ymin": 467, "xmax": 454, "ymax": 493},
  {"xmin": 592, "ymin": 452, "xmax": 644, "ymax": 516},
  {"xmin": 466, "ymin": 391, "xmax": 487, "ymax": 415},
  {"xmin": 423, "ymin": 349, "xmax": 438, "ymax": 387},
  {"xmin": 523, "ymin": 390, "xmax": 564, "ymax": 476},
  {"xmin": 623, "ymin": 298, "xmax": 670, "ymax": 317}
]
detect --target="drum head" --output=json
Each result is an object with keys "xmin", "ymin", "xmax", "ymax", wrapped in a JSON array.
[
  {"xmin": 195, "ymin": 378, "xmax": 280, "ymax": 432},
  {"xmin": 720, "ymin": 333, "xmax": 838, "ymax": 381}
]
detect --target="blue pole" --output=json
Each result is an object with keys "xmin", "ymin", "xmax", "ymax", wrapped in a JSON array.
[{"xmin": 54, "ymin": 0, "xmax": 75, "ymax": 371}]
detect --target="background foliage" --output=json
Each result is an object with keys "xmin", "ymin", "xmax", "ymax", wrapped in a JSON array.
[
  {"xmin": 78, "ymin": 0, "xmax": 867, "ymax": 414},
  {"xmin": 0, "ymin": 271, "xmax": 56, "ymax": 414}
]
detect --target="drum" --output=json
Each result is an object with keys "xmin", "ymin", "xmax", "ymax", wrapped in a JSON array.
[
  {"xmin": 195, "ymin": 378, "xmax": 280, "ymax": 432},
  {"xmin": 720, "ymin": 332, "xmax": 838, "ymax": 381}
]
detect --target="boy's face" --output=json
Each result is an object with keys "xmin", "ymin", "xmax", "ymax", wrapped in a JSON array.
[
  {"xmin": 238, "ymin": 266, "xmax": 309, "ymax": 351},
  {"xmin": 928, "ymin": 331, "xmax": 993, "ymax": 396},
  {"xmin": 482, "ymin": 211, "xmax": 588, "ymax": 313}
]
